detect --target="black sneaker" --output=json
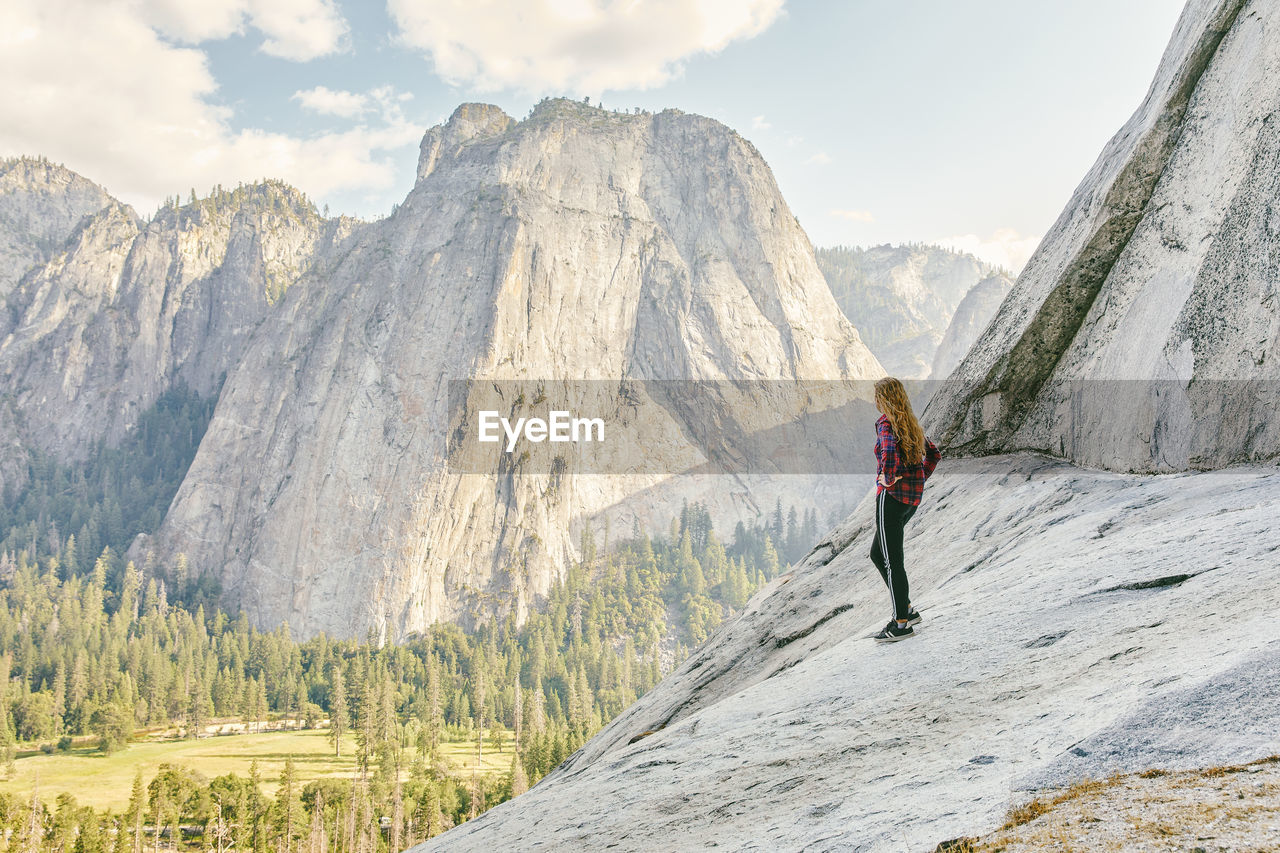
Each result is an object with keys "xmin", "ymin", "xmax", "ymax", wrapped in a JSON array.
[
  {"xmin": 874, "ymin": 621, "xmax": 915, "ymax": 642},
  {"xmin": 906, "ymin": 607, "xmax": 922, "ymax": 626}
]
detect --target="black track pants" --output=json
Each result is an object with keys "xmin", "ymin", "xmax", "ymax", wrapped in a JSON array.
[{"xmin": 869, "ymin": 491, "xmax": 917, "ymax": 621}]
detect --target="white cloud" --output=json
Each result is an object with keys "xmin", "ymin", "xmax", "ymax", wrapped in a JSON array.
[
  {"xmin": 752, "ymin": 115, "xmax": 772, "ymax": 130},
  {"xmin": 804, "ymin": 152, "xmax": 831, "ymax": 165},
  {"xmin": 0, "ymin": 0, "xmax": 421, "ymax": 216},
  {"xmin": 829, "ymin": 208, "xmax": 874, "ymax": 223},
  {"xmin": 292, "ymin": 86, "xmax": 415, "ymax": 120},
  {"xmin": 935, "ymin": 228, "xmax": 1042, "ymax": 273},
  {"xmin": 141, "ymin": 0, "xmax": 349, "ymax": 61},
  {"xmin": 294, "ymin": 86, "xmax": 365, "ymax": 118},
  {"xmin": 140, "ymin": 0, "xmax": 246, "ymax": 42},
  {"xmin": 785, "ymin": 135, "xmax": 803, "ymax": 147},
  {"xmin": 388, "ymin": 0, "xmax": 786, "ymax": 92},
  {"xmin": 250, "ymin": 0, "xmax": 350, "ymax": 61}
]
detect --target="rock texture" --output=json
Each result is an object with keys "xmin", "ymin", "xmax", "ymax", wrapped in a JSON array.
[
  {"xmin": 817, "ymin": 244, "xmax": 1011, "ymax": 378},
  {"xmin": 407, "ymin": 1, "xmax": 1280, "ymax": 849},
  {"xmin": 0, "ymin": 157, "xmax": 120, "ymax": 489},
  {"xmin": 925, "ymin": 0, "xmax": 1277, "ymax": 472},
  {"xmin": 0, "ymin": 180, "xmax": 351, "ymax": 463},
  {"xmin": 142, "ymin": 100, "xmax": 883, "ymax": 639},
  {"xmin": 0, "ymin": 157, "xmax": 115, "ymax": 300}
]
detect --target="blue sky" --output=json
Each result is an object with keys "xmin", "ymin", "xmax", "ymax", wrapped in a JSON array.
[{"xmin": 1, "ymin": 0, "xmax": 1186, "ymax": 271}]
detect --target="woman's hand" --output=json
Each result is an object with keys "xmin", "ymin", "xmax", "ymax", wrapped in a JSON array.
[{"xmin": 877, "ymin": 473, "xmax": 901, "ymax": 487}]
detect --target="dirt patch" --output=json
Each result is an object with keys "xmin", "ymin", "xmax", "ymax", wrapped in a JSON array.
[{"xmin": 935, "ymin": 756, "xmax": 1280, "ymax": 852}]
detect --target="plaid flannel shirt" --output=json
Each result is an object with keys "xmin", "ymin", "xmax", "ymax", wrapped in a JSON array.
[{"xmin": 874, "ymin": 414, "xmax": 941, "ymax": 506}]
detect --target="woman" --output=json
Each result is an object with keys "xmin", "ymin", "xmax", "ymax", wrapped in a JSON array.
[{"xmin": 870, "ymin": 377, "xmax": 941, "ymax": 642}]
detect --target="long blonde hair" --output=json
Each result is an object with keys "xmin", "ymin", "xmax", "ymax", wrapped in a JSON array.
[{"xmin": 874, "ymin": 377, "xmax": 926, "ymax": 465}]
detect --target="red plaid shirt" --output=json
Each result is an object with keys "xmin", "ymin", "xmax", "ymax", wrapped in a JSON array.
[{"xmin": 875, "ymin": 414, "xmax": 941, "ymax": 506}]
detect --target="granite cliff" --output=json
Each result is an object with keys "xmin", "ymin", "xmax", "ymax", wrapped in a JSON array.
[
  {"xmin": 0, "ymin": 157, "xmax": 116, "ymax": 300},
  {"xmin": 0, "ymin": 167, "xmax": 356, "ymax": 498},
  {"xmin": 925, "ymin": 0, "xmax": 1276, "ymax": 472},
  {"xmin": 1, "ymin": 102, "xmax": 888, "ymax": 639},
  {"xmin": 138, "ymin": 100, "xmax": 884, "ymax": 639},
  {"xmin": 407, "ymin": 1, "xmax": 1280, "ymax": 849}
]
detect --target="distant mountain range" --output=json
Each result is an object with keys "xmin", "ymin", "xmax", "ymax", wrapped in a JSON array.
[{"xmin": 816, "ymin": 243, "xmax": 1014, "ymax": 379}]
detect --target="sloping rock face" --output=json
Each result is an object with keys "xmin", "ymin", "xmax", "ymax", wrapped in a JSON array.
[
  {"xmin": 0, "ymin": 156, "xmax": 116, "ymax": 491},
  {"xmin": 147, "ymin": 100, "xmax": 883, "ymax": 639},
  {"xmin": 407, "ymin": 1, "xmax": 1280, "ymax": 849},
  {"xmin": 817, "ymin": 244, "xmax": 1007, "ymax": 378},
  {"xmin": 0, "ymin": 181, "xmax": 347, "ymax": 462},
  {"xmin": 411, "ymin": 456, "xmax": 1280, "ymax": 851},
  {"xmin": 926, "ymin": 0, "xmax": 1275, "ymax": 472},
  {"xmin": 930, "ymin": 273, "xmax": 1013, "ymax": 379}
]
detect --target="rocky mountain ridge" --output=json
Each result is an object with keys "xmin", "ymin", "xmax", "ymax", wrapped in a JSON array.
[
  {"xmin": 0, "ymin": 99, "xmax": 894, "ymax": 639},
  {"xmin": 0, "ymin": 174, "xmax": 357, "ymax": 459},
  {"xmin": 0, "ymin": 156, "xmax": 117, "ymax": 300}
]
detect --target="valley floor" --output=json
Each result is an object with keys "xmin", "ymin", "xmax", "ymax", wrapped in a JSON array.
[
  {"xmin": 407, "ymin": 454, "xmax": 1280, "ymax": 852},
  {"xmin": 0, "ymin": 726, "xmax": 513, "ymax": 811}
]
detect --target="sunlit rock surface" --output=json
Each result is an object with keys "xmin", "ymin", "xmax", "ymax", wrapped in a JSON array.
[{"xmin": 410, "ymin": 1, "xmax": 1280, "ymax": 848}]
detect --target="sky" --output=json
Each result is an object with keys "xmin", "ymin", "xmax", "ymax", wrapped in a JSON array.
[{"xmin": 0, "ymin": 0, "xmax": 1187, "ymax": 272}]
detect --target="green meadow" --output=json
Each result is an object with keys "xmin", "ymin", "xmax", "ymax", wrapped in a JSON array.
[{"xmin": 0, "ymin": 727, "xmax": 515, "ymax": 812}]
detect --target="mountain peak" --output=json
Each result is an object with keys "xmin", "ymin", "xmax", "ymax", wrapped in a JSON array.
[
  {"xmin": 417, "ymin": 103, "xmax": 516, "ymax": 181},
  {"xmin": 0, "ymin": 154, "xmax": 120, "ymax": 298},
  {"xmin": 147, "ymin": 178, "xmax": 323, "ymax": 232},
  {"xmin": 147, "ymin": 94, "xmax": 881, "ymax": 639},
  {"xmin": 415, "ymin": 99, "xmax": 746, "ymax": 186}
]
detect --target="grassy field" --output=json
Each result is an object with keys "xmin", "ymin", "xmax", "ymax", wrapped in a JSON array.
[{"xmin": 0, "ymin": 727, "xmax": 515, "ymax": 812}]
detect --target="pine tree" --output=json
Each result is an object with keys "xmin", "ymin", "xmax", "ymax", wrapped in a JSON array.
[
  {"xmin": 389, "ymin": 776, "xmax": 404, "ymax": 852},
  {"xmin": 509, "ymin": 750, "xmax": 528, "ymax": 797},
  {"xmin": 425, "ymin": 654, "xmax": 442, "ymax": 766},
  {"xmin": 419, "ymin": 781, "xmax": 442, "ymax": 840},
  {"xmin": 62, "ymin": 535, "xmax": 78, "ymax": 579},
  {"xmin": 248, "ymin": 760, "xmax": 266, "ymax": 853},
  {"xmin": 21, "ymin": 785, "xmax": 44, "ymax": 853},
  {"xmin": 125, "ymin": 769, "xmax": 145, "ymax": 853},
  {"xmin": 378, "ymin": 673, "xmax": 397, "ymax": 768},
  {"xmin": 188, "ymin": 668, "xmax": 208, "ymax": 739},
  {"xmin": 0, "ymin": 653, "xmax": 15, "ymax": 767},
  {"xmin": 254, "ymin": 678, "xmax": 268, "ymax": 732},
  {"xmin": 243, "ymin": 679, "xmax": 260, "ymax": 734},
  {"xmin": 356, "ymin": 679, "xmax": 377, "ymax": 776},
  {"xmin": 762, "ymin": 536, "xmax": 781, "ymax": 580},
  {"xmin": 786, "ymin": 505, "xmax": 800, "ymax": 560},
  {"xmin": 472, "ymin": 656, "xmax": 488, "ymax": 755},
  {"xmin": 233, "ymin": 773, "xmax": 252, "ymax": 853},
  {"xmin": 277, "ymin": 758, "xmax": 299, "ymax": 853},
  {"xmin": 305, "ymin": 792, "xmax": 326, "ymax": 853},
  {"xmin": 512, "ymin": 674, "xmax": 523, "ymax": 753},
  {"xmin": 329, "ymin": 665, "xmax": 347, "ymax": 757}
]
